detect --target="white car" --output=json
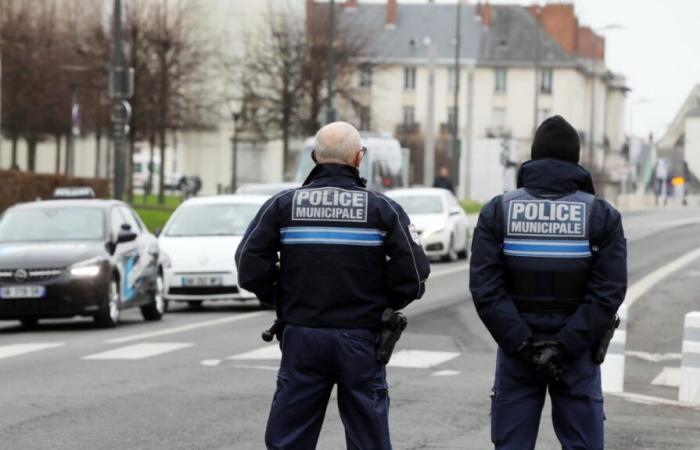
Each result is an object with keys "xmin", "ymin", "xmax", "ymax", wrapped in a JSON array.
[
  {"xmin": 235, "ymin": 183, "xmax": 298, "ymax": 196},
  {"xmin": 386, "ymin": 188, "xmax": 470, "ymax": 262},
  {"xmin": 157, "ymin": 195, "xmax": 267, "ymax": 309}
]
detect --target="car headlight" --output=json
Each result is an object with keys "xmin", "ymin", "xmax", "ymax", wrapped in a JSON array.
[
  {"xmin": 69, "ymin": 257, "xmax": 105, "ymax": 278},
  {"xmin": 422, "ymin": 226, "xmax": 446, "ymax": 238}
]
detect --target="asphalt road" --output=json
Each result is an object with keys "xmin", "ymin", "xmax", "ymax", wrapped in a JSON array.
[{"xmin": 2, "ymin": 206, "xmax": 700, "ymax": 449}]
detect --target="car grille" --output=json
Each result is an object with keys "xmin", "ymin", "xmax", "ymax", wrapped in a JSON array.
[
  {"xmin": 168, "ymin": 286, "xmax": 240, "ymax": 296},
  {"xmin": 0, "ymin": 268, "xmax": 64, "ymax": 284}
]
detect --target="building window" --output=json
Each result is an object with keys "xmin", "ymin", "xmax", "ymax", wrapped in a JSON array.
[
  {"xmin": 494, "ymin": 68, "xmax": 507, "ymax": 93},
  {"xmin": 447, "ymin": 106, "xmax": 458, "ymax": 133},
  {"xmin": 402, "ymin": 106, "xmax": 415, "ymax": 129},
  {"xmin": 359, "ymin": 64, "xmax": 372, "ymax": 88},
  {"xmin": 447, "ymin": 67, "xmax": 458, "ymax": 91},
  {"xmin": 403, "ymin": 66, "xmax": 416, "ymax": 90},
  {"xmin": 540, "ymin": 68, "xmax": 553, "ymax": 94},
  {"xmin": 359, "ymin": 106, "xmax": 371, "ymax": 131}
]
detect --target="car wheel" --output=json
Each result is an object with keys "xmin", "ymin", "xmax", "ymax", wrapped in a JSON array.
[
  {"xmin": 19, "ymin": 317, "xmax": 39, "ymax": 328},
  {"xmin": 95, "ymin": 277, "xmax": 121, "ymax": 328},
  {"xmin": 188, "ymin": 300, "xmax": 204, "ymax": 310},
  {"xmin": 441, "ymin": 235, "xmax": 459, "ymax": 262},
  {"xmin": 141, "ymin": 273, "xmax": 165, "ymax": 321}
]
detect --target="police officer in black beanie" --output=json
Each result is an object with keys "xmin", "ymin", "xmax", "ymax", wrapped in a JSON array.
[{"xmin": 470, "ymin": 115, "xmax": 628, "ymax": 449}]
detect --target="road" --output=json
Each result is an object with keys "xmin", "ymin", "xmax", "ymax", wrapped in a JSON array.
[{"xmin": 1, "ymin": 207, "xmax": 700, "ymax": 449}]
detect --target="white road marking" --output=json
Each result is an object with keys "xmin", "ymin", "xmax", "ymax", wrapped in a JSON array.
[
  {"xmin": 651, "ymin": 367, "xmax": 681, "ymax": 387},
  {"xmin": 0, "ymin": 343, "xmax": 64, "ymax": 359},
  {"xmin": 201, "ymin": 359, "xmax": 222, "ymax": 367},
  {"xmin": 105, "ymin": 311, "xmax": 267, "ymax": 344},
  {"xmin": 608, "ymin": 391, "xmax": 687, "ymax": 408},
  {"xmin": 230, "ymin": 364, "xmax": 279, "ymax": 371},
  {"xmin": 431, "ymin": 370, "xmax": 461, "ymax": 376},
  {"xmin": 624, "ymin": 246, "xmax": 700, "ymax": 307},
  {"xmin": 388, "ymin": 350, "xmax": 460, "ymax": 369},
  {"xmin": 626, "ymin": 350, "xmax": 682, "ymax": 362},
  {"xmin": 228, "ymin": 345, "xmax": 281, "ymax": 361},
  {"xmin": 430, "ymin": 264, "xmax": 468, "ymax": 278},
  {"xmin": 83, "ymin": 342, "xmax": 193, "ymax": 360}
]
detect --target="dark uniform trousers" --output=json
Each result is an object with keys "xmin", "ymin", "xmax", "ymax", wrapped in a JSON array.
[
  {"xmin": 265, "ymin": 325, "xmax": 391, "ymax": 450},
  {"xmin": 491, "ymin": 348, "xmax": 604, "ymax": 450}
]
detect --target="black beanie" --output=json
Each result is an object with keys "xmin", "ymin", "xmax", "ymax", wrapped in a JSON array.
[{"xmin": 531, "ymin": 115, "xmax": 580, "ymax": 164}]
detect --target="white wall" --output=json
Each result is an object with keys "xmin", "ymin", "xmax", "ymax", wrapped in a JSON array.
[{"xmin": 684, "ymin": 116, "xmax": 700, "ymax": 180}]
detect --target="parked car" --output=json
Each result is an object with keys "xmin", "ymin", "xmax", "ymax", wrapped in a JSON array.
[
  {"xmin": 0, "ymin": 199, "xmax": 163, "ymax": 327},
  {"xmin": 295, "ymin": 132, "xmax": 406, "ymax": 192},
  {"xmin": 158, "ymin": 195, "xmax": 267, "ymax": 309},
  {"xmin": 386, "ymin": 188, "xmax": 470, "ymax": 262}
]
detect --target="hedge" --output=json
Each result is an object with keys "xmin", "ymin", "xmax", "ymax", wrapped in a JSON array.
[{"xmin": 0, "ymin": 170, "xmax": 109, "ymax": 213}]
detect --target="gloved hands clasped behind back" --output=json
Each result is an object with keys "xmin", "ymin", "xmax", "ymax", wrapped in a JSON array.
[{"xmin": 517, "ymin": 339, "xmax": 568, "ymax": 383}]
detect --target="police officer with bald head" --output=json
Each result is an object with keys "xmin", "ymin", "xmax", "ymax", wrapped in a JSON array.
[
  {"xmin": 470, "ymin": 115, "xmax": 628, "ymax": 449},
  {"xmin": 236, "ymin": 121, "xmax": 430, "ymax": 449}
]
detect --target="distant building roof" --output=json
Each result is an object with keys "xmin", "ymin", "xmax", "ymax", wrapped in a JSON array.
[
  {"xmin": 479, "ymin": 5, "xmax": 575, "ymax": 67},
  {"xmin": 335, "ymin": 3, "xmax": 481, "ymax": 63}
]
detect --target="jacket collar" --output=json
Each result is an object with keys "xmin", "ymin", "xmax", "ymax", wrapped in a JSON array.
[
  {"xmin": 302, "ymin": 163, "xmax": 367, "ymax": 188},
  {"xmin": 517, "ymin": 158, "xmax": 595, "ymax": 195}
]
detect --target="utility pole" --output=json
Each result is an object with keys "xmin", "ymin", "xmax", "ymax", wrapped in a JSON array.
[
  {"xmin": 423, "ymin": 37, "xmax": 436, "ymax": 187},
  {"xmin": 532, "ymin": 6, "xmax": 542, "ymax": 136},
  {"xmin": 451, "ymin": 0, "xmax": 462, "ymax": 177},
  {"xmin": 110, "ymin": 0, "xmax": 133, "ymax": 200},
  {"xmin": 325, "ymin": 0, "xmax": 336, "ymax": 124},
  {"xmin": 459, "ymin": 65, "xmax": 474, "ymax": 200},
  {"xmin": 588, "ymin": 39, "xmax": 596, "ymax": 170}
]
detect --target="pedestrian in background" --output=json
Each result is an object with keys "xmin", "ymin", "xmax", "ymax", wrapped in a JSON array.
[
  {"xmin": 236, "ymin": 121, "xmax": 430, "ymax": 450},
  {"xmin": 433, "ymin": 166, "xmax": 455, "ymax": 194},
  {"xmin": 469, "ymin": 115, "xmax": 628, "ymax": 449}
]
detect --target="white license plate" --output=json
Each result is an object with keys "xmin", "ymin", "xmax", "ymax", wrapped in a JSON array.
[
  {"xmin": 181, "ymin": 276, "xmax": 222, "ymax": 287},
  {"xmin": 0, "ymin": 285, "xmax": 46, "ymax": 299}
]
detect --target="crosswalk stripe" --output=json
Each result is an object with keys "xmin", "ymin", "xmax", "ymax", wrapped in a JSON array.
[
  {"xmin": 82, "ymin": 342, "xmax": 193, "ymax": 360},
  {"xmin": 388, "ymin": 350, "xmax": 460, "ymax": 369},
  {"xmin": 0, "ymin": 343, "xmax": 64, "ymax": 359}
]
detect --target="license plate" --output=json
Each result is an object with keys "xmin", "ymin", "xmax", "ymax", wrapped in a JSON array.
[
  {"xmin": 181, "ymin": 276, "xmax": 222, "ymax": 287},
  {"xmin": 0, "ymin": 285, "xmax": 46, "ymax": 299}
]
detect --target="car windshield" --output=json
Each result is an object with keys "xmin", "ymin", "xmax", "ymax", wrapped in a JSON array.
[
  {"xmin": 391, "ymin": 195, "xmax": 444, "ymax": 215},
  {"xmin": 164, "ymin": 203, "xmax": 262, "ymax": 236},
  {"xmin": 0, "ymin": 207, "xmax": 105, "ymax": 242}
]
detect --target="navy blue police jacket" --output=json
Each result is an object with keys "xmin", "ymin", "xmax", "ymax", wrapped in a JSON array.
[
  {"xmin": 469, "ymin": 158, "xmax": 627, "ymax": 359},
  {"xmin": 235, "ymin": 163, "xmax": 431, "ymax": 329}
]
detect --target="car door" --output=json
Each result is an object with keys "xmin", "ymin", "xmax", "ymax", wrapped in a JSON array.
[
  {"xmin": 109, "ymin": 206, "xmax": 140, "ymax": 306},
  {"xmin": 118, "ymin": 205, "xmax": 157, "ymax": 304}
]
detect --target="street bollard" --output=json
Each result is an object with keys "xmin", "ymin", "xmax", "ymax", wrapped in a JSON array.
[
  {"xmin": 601, "ymin": 304, "xmax": 627, "ymax": 393},
  {"xmin": 679, "ymin": 311, "xmax": 700, "ymax": 405}
]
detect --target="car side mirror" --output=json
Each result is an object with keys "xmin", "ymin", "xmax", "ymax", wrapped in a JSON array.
[
  {"xmin": 121, "ymin": 223, "xmax": 132, "ymax": 231},
  {"xmin": 449, "ymin": 206, "xmax": 462, "ymax": 216},
  {"xmin": 116, "ymin": 229, "xmax": 137, "ymax": 244}
]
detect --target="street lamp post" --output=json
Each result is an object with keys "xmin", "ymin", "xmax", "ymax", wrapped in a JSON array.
[
  {"xmin": 423, "ymin": 37, "xmax": 436, "ymax": 187},
  {"xmin": 109, "ymin": 0, "xmax": 134, "ymax": 200},
  {"xmin": 325, "ymin": 0, "xmax": 336, "ymax": 124},
  {"xmin": 450, "ymin": 0, "xmax": 462, "ymax": 172}
]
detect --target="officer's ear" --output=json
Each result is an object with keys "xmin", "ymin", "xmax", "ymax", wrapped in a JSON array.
[{"xmin": 311, "ymin": 150, "xmax": 318, "ymax": 164}]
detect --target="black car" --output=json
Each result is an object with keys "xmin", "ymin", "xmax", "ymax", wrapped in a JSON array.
[{"xmin": 0, "ymin": 199, "xmax": 164, "ymax": 327}]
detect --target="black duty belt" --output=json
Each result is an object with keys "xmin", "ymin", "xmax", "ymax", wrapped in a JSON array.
[
  {"xmin": 513, "ymin": 298, "xmax": 582, "ymax": 314},
  {"xmin": 506, "ymin": 269, "xmax": 587, "ymax": 301}
]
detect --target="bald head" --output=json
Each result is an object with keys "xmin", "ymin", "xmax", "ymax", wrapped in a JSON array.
[{"xmin": 314, "ymin": 121, "xmax": 362, "ymax": 166}]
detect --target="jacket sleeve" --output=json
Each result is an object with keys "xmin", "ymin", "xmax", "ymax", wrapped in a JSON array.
[
  {"xmin": 234, "ymin": 197, "xmax": 281, "ymax": 304},
  {"xmin": 469, "ymin": 197, "xmax": 533, "ymax": 355},
  {"xmin": 381, "ymin": 197, "xmax": 431, "ymax": 310},
  {"xmin": 556, "ymin": 201, "xmax": 628, "ymax": 358}
]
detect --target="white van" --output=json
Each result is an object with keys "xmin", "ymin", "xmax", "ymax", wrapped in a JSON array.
[{"xmin": 295, "ymin": 133, "xmax": 406, "ymax": 192}]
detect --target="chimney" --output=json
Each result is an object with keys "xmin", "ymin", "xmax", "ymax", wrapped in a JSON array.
[
  {"xmin": 386, "ymin": 0, "xmax": 397, "ymax": 29},
  {"xmin": 476, "ymin": 2, "xmax": 492, "ymax": 27},
  {"xmin": 535, "ymin": 4, "xmax": 578, "ymax": 56},
  {"xmin": 346, "ymin": 0, "xmax": 358, "ymax": 9}
]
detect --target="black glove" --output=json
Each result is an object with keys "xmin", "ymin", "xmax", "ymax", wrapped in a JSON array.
[
  {"xmin": 532, "ymin": 340, "xmax": 566, "ymax": 383},
  {"xmin": 516, "ymin": 339, "xmax": 537, "ymax": 364}
]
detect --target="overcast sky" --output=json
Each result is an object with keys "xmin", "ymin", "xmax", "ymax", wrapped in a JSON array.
[{"xmin": 355, "ymin": 0, "xmax": 700, "ymax": 140}]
